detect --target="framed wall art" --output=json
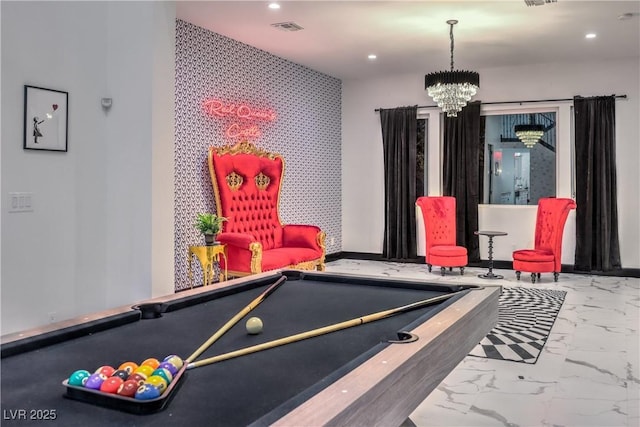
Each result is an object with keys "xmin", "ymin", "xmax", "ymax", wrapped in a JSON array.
[{"xmin": 23, "ymin": 85, "xmax": 68, "ymax": 152}]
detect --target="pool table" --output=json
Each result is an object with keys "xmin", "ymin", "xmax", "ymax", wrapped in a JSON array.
[{"xmin": 1, "ymin": 270, "xmax": 498, "ymax": 426}]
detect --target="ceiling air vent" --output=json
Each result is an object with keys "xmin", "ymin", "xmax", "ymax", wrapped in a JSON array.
[
  {"xmin": 524, "ymin": 0, "xmax": 557, "ymax": 6},
  {"xmin": 271, "ymin": 22, "xmax": 304, "ymax": 32}
]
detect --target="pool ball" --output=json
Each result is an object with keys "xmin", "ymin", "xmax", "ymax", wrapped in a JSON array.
[
  {"xmin": 163, "ymin": 355, "xmax": 183, "ymax": 370},
  {"xmin": 100, "ymin": 376, "xmax": 124, "ymax": 394},
  {"xmin": 85, "ymin": 373, "xmax": 107, "ymax": 390},
  {"xmin": 128, "ymin": 373, "xmax": 147, "ymax": 385},
  {"xmin": 111, "ymin": 369, "xmax": 129, "ymax": 381},
  {"xmin": 152, "ymin": 368, "xmax": 173, "ymax": 384},
  {"xmin": 158, "ymin": 361, "xmax": 179, "ymax": 377},
  {"xmin": 135, "ymin": 383, "xmax": 161, "ymax": 400},
  {"xmin": 141, "ymin": 357, "xmax": 160, "ymax": 370},
  {"xmin": 145, "ymin": 375, "xmax": 168, "ymax": 393},
  {"xmin": 118, "ymin": 361, "xmax": 138, "ymax": 374},
  {"xmin": 246, "ymin": 317, "xmax": 263, "ymax": 335},
  {"xmin": 134, "ymin": 365, "xmax": 155, "ymax": 378},
  {"xmin": 68, "ymin": 370, "xmax": 91, "ymax": 387},
  {"xmin": 117, "ymin": 379, "xmax": 139, "ymax": 397},
  {"xmin": 94, "ymin": 365, "xmax": 115, "ymax": 377}
]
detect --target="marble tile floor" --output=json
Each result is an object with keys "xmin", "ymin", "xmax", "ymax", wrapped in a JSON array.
[{"xmin": 324, "ymin": 259, "xmax": 640, "ymax": 427}]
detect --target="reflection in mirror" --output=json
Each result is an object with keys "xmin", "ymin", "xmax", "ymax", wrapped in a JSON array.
[{"xmin": 481, "ymin": 111, "xmax": 556, "ymax": 205}]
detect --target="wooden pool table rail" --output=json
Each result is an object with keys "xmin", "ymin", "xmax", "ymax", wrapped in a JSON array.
[{"xmin": 270, "ymin": 285, "xmax": 499, "ymax": 427}]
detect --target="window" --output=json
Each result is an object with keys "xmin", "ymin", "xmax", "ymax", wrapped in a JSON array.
[{"xmin": 481, "ymin": 111, "xmax": 557, "ymax": 205}]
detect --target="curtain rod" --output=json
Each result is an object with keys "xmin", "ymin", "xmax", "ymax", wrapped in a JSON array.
[{"xmin": 374, "ymin": 94, "xmax": 627, "ymax": 112}]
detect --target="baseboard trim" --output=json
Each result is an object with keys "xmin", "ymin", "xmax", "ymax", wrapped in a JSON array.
[
  {"xmin": 561, "ymin": 265, "xmax": 640, "ymax": 278},
  {"xmin": 327, "ymin": 252, "xmax": 640, "ymax": 278},
  {"xmin": 333, "ymin": 252, "xmax": 425, "ymax": 264}
]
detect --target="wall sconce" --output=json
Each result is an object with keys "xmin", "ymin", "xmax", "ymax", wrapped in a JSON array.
[{"xmin": 101, "ymin": 98, "xmax": 113, "ymax": 110}]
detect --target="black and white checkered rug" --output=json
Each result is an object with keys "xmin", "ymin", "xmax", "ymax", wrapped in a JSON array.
[{"xmin": 469, "ymin": 287, "xmax": 567, "ymax": 364}]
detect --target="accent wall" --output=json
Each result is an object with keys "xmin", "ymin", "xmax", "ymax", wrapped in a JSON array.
[{"xmin": 174, "ymin": 20, "xmax": 342, "ymax": 290}]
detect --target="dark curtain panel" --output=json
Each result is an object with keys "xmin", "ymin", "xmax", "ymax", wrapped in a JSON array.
[
  {"xmin": 478, "ymin": 116, "xmax": 486, "ymax": 204},
  {"xmin": 573, "ymin": 96, "xmax": 621, "ymax": 271},
  {"xmin": 380, "ymin": 106, "xmax": 418, "ymax": 260},
  {"xmin": 442, "ymin": 101, "xmax": 481, "ymax": 263}
]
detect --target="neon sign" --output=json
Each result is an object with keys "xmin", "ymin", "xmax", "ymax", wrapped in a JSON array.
[
  {"xmin": 203, "ymin": 99, "xmax": 276, "ymax": 141},
  {"xmin": 203, "ymin": 100, "xmax": 277, "ymax": 122}
]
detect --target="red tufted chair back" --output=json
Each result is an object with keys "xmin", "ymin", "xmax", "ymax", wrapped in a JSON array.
[
  {"xmin": 209, "ymin": 144, "xmax": 284, "ymax": 250},
  {"xmin": 416, "ymin": 196, "xmax": 467, "ymax": 275},
  {"xmin": 534, "ymin": 197, "xmax": 577, "ymax": 271},
  {"xmin": 416, "ymin": 196, "xmax": 457, "ymax": 255}
]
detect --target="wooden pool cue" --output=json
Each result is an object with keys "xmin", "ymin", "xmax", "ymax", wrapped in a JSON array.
[
  {"xmin": 187, "ymin": 290, "xmax": 463, "ymax": 370},
  {"xmin": 186, "ymin": 275, "xmax": 288, "ymax": 363}
]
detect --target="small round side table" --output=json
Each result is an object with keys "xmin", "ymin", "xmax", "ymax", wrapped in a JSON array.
[{"xmin": 474, "ymin": 230, "xmax": 508, "ymax": 279}]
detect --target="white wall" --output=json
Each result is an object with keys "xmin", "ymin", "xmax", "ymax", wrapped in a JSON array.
[
  {"xmin": 343, "ymin": 59, "xmax": 639, "ymax": 268},
  {"xmin": 1, "ymin": 1, "xmax": 175, "ymax": 335}
]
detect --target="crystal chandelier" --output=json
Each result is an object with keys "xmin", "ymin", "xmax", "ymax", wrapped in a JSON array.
[
  {"xmin": 425, "ymin": 20, "xmax": 479, "ymax": 117},
  {"xmin": 515, "ymin": 124, "xmax": 545, "ymax": 148}
]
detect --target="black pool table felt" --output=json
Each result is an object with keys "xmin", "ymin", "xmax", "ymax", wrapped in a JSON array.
[{"xmin": 1, "ymin": 277, "xmax": 467, "ymax": 426}]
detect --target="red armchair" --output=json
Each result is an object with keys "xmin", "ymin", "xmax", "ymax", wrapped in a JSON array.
[
  {"xmin": 208, "ymin": 141, "xmax": 325, "ymax": 277},
  {"xmin": 513, "ymin": 197, "xmax": 576, "ymax": 283},
  {"xmin": 416, "ymin": 196, "xmax": 468, "ymax": 276}
]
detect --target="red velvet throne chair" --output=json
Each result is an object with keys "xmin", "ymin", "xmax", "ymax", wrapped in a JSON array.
[
  {"xmin": 416, "ymin": 196, "xmax": 468, "ymax": 276},
  {"xmin": 512, "ymin": 197, "xmax": 576, "ymax": 283},
  {"xmin": 208, "ymin": 141, "xmax": 325, "ymax": 277}
]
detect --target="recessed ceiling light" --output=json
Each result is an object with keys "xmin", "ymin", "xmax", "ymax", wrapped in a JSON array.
[
  {"xmin": 268, "ymin": 3, "xmax": 280, "ymax": 10},
  {"xmin": 585, "ymin": 33, "xmax": 596, "ymax": 39},
  {"xmin": 368, "ymin": 54, "xmax": 377, "ymax": 60}
]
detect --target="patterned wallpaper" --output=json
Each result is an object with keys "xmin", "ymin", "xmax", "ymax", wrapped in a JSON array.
[
  {"xmin": 174, "ymin": 20, "xmax": 342, "ymax": 290},
  {"xmin": 529, "ymin": 145, "xmax": 556, "ymax": 204}
]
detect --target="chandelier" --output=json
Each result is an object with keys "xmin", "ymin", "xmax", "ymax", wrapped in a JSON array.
[
  {"xmin": 515, "ymin": 124, "xmax": 544, "ymax": 148},
  {"xmin": 425, "ymin": 20, "xmax": 479, "ymax": 117}
]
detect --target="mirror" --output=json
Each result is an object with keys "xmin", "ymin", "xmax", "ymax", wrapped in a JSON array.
[{"xmin": 481, "ymin": 111, "xmax": 556, "ymax": 205}]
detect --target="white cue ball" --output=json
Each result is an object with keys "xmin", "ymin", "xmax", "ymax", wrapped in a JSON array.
[{"xmin": 246, "ymin": 316, "xmax": 263, "ymax": 335}]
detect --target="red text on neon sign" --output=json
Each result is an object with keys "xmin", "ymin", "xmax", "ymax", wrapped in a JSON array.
[
  {"xmin": 226, "ymin": 124, "xmax": 262, "ymax": 139},
  {"xmin": 203, "ymin": 99, "xmax": 276, "ymax": 122}
]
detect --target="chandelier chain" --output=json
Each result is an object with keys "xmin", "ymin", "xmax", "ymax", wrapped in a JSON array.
[{"xmin": 449, "ymin": 22, "xmax": 455, "ymax": 71}]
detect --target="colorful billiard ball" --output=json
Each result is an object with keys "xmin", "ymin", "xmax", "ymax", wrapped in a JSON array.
[
  {"xmin": 117, "ymin": 379, "xmax": 140, "ymax": 397},
  {"xmin": 145, "ymin": 375, "xmax": 168, "ymax": 393},
  {"xmin": 157, "ymin": 361, "xmax": 178, "ymax": 377},
  {"xmin": 128, "ymin": 373, "xmax": 147, "ymax": 385},
  {"xmin": 134, "ymin": 365, "xmax": 155, "ymax": 378},
  {"xmin": 85, "ymin": 373, "xmax": 107, "ymax": 390},
  {"xmin": 94, "ymin": 365, "xmax": 115, "ymax": 377},
  {"xmin": 111, "ymin": 369, "xmax": 129, "ymax": 381},
  {"xmin": 118, "ymin": 361, "xmax": 139, "ymax": 375},
  {"xmin": 135, "ymin": 383, "xmax": 161, "ymax": 400},
  {"xmin": 68, "ymin": 370, "xmax": 91, "ymax": 387},
  {"xmin": 100, "ymin": 376, "xmax": 124, "ymax": 394},
  {"xmin": 163, "ymin": 355, "xmax": 183, "ymax": 370},
  {"xmin": 141, "ymin": 357, "xmax": 160, "ymax": 370},
  {"xmin": 245, "ymin": 317, "xmax": 263, "ymax": 335},
  {"xmin": 152, "ymin": 368, "xmax": 172, "ymax": 384}
]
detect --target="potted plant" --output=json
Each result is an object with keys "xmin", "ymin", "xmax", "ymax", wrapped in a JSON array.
[{"xmin": 194, "ymin": 213, "xmax": 227, "ymax": 245}]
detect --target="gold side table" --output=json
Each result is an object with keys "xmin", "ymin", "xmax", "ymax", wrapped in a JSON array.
[{"xmin": 188, "ymin": 244, "xmax": 228, "ymax": 288}]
